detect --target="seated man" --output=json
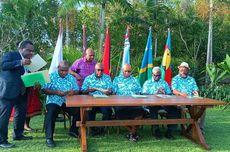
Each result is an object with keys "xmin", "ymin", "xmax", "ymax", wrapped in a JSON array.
[
  {"xmin": 142, "ymin": 66, "xmax": 178, "ymax": 140},
  {"xmin": 81, "ymin": 63, "xmax": 112, "ymax": 135},
  {"xmin": 42, "ymin": 61, "xmax": 80, "ymax": 148},
  {"xmin": 112, "ymin": 64, "xmax": 145, "ymax": 142},
  {"xmin": 171, "ymin": 62, "xmax": 204, "ymax": 133}
]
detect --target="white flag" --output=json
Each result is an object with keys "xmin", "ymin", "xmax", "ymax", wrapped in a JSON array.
[{"xmin": 49, "ymin": 22, "xmax": 63, "ymax": 74}]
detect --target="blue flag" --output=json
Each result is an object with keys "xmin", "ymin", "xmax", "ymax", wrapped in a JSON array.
[
  {"xmin": 138, "ymin": 27, "xmax": 153, "ymax": 86},
  {"xmin": 121, "ymin": 28, "xmax": 130, "ymax": 68}
]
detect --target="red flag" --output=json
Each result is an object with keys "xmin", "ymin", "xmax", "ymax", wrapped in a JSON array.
[{"xmin": 102, "ymin": 28, "xmax": 111, "ymax": 76}]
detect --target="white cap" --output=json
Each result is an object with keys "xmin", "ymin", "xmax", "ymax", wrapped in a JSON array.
[{"xmin": 178, "ymin": 62, "xmax": 190, "ymax": 69}]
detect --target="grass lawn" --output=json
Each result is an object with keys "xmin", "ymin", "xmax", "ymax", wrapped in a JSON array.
[{"xmin": 2, "ymin": 107, "xmax": 230, "ymax": 152}]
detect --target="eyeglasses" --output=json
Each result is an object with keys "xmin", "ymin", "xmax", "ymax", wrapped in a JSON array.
[
  {"xmin": 124, "ymin": 71, "xmax": 131, "ymax": 73},
  {"xmin": 96, "ymin": 69, "xmax": 104, "ymax": 72},
  {"xmin": 152, "ymin": 74, "xmax": 161, "ymax": 77}
]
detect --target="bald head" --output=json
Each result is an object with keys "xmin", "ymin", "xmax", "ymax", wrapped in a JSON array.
[
  {"xmin": 85, "ymin": 48, "xmax": 95, "ymax": 62},
  {"xmin": 58, "ymin": 60, "xmax": 69, "ymax": 78},
  {"xmin": 122, "ymin": 64, "xmax": 132, "ymax": 78},
  {"xmin": 95, "ymin": 63, "xmax": 104, "ymax": 78}
]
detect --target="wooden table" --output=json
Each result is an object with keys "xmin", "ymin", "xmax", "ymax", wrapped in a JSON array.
[{"xmin": 66, "ymin": 95, "xmax": 225, "ymax": 152}]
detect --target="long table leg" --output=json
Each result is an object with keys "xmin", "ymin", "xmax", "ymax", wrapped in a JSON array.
[
  {"xmin": 183, "ymin": 106, "xmax": 210, "ymax": 150},
  {"xmin": 80, "ymin": 107, "xmax": 87, "ymax": 152}
]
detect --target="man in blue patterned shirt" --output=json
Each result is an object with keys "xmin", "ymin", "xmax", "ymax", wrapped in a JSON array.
[
  {"xmin": 42, "ymin": 61, "xmax": 80, "ymax": 148},
  {"xmin": 142, "ymin": 66, "xmax": 178, "ymax": 140},
  {"xmin": 81, "ymin": 63, "xmax": 112, "ymax": 135},
  {"xmin": 172, "ymin": 62, "xmax": 205, "ymax": 133},
  {"xmin": 113, "ymin": 64, "xmax": 145, "ymax": 142}
]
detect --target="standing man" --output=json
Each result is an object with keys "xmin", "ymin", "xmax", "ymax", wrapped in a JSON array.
[
  {"xmin": 112, "ymin": 64, "xmax": 145, "ymax": 142},
  {"xmin": 81, "ymin": 63, "xmax": 112, "ymax": 135},
  {"xmin": 142, "ymin": 66, "xmax": 178, "ymax": 140},
  {"xmin": 0, "ymin": 40, "xmax": 34, "ymax": 148},
  {"xmin": 171, "ymin": 62, "xmax": 204, "ymax": 133},
  {"xmin": 69, "ymin": 48, "xmax": 97, "ymax": 90},
  {"xmin": 42, "ymin": 61, "xmax": 80, "ymax": 148}
]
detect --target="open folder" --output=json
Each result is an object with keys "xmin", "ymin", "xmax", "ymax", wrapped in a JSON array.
[
  {"xmin": 21, "ymin": 70, "xmax": 50, "ymax": 87},
  {"xmin": 25, "ymin": 54, "xmax": 47, "ymax": 72}
]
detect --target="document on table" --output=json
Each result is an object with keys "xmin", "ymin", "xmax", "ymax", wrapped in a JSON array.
[
  {"xmin": 156, "ymin": 94, "xmax": 176, "ymax": 98},
  {"xmin": 93, "ymin": 94, "xmax": 109, "ymax": 98},
  {"xmin": 25, "ymin": 54, "xmax": 47, "ymax": 72},
  {"xmin": 187, "ymin": 96, "xmax": 204, "ymax": 99},
  {"xmin": 131, "ymin": 94, "xmax": 148, "ymax": 98},
  {"xmin": 21, "ymin": 70, "xmax": 50, "ymax": 87}
]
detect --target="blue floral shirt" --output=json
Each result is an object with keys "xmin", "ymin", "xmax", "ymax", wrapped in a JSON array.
[
  {"xmin": 171, "ymin": 74, "xmax": 198, "ymax": 96},
  {"xmin": 142, "ymin": 78, "xmax": 171, "ymax": 95},
  {"xmin": 81, "ymin": 73, "xmax": 112, "ymax": 95},
  {"xmin": 42, "ymin": 71, "xmax": 79, "ymax": 106},
  {"xmin": 112, "ymin": 75, "xmax": 142, "ymax": 96}
]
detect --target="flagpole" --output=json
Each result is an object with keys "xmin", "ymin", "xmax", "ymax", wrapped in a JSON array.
[{"xmin": 205, "ymin": 0, "xmax": 213, "ymax": 86}]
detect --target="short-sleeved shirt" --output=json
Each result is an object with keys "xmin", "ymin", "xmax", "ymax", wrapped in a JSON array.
[
  {"xmin": 142, "ymin": 78, "xmax": 171, "ymax": 95},
  {"xmin": 81, "ymin": 73, "xmax": 112, "ymax": 95},
  {"xmin": 171, "ymin": 74, "xmax": 198, "ymax": 96},
  {"xmin": 112, "ymin": 75, "xmax": 142, "ymax": 96},
  {"xmin": 42, "ymin": 72, "xmax": 79, "ymax": 106},
  {"xmin": 70, "ymin": 57, "xmax": 96, "ymax": 88}
]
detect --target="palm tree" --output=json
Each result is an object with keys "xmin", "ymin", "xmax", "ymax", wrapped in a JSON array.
[{"xmin": 58, "ymin": 0, "xmax": 131, "ymax": 51}]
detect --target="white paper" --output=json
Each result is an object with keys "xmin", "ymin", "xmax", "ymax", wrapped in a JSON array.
[
  {"xmin": 131, "ymin": 94, "xmax": 148, "ymax": 98},
  {"xmin": 25, "ymin": 54, "xmax": 47, "ymax": 72},
  {"xmin": 93, "ymin": 94, "xmax": 109, "ymax": 98}
]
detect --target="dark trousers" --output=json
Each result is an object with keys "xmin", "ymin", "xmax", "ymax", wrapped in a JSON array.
[
  {"xmin": 88, "ymin": 107, "xmax": 112, "ymax": 121},
  {"xmin": 44, "ymin": 103, "xmax": 80, "ymax": 139},
  {"xmin": 0, "ymin": 95, "xmax": 27, "ymax": 143},
  {"xmin": 149, "ymin": 106, "xmax": 179, "ymax": 132}
]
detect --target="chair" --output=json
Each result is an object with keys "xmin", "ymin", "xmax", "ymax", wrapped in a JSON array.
[{"xmin": 42, "ymin": 110, "xmax": 72, "ymax": 132}]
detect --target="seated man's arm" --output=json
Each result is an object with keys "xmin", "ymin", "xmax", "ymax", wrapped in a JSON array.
[
  {"xmin": 42, "ymin": 88, "xmax": 67, "ymax": 97},
  {"xmin": 173, "ymin": 89, "xmax": 188, "ymax": 97},
  {"xmin": 81, "ymin": 77, "xmax": 97, "ymax": 94}
]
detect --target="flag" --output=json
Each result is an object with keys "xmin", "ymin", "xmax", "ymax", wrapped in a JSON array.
[
  {"xmin": 49, "ymin": 21, "xmax": 63, "ymax": 74},
  {"xmin": 121, "ymin": 28, "xmax": 130, "ymax": 69},
  {"xmin": 102, "ymin": 28, "xmax": 111, "ymax": 76},
  {"xmin": 161, "ymin": 28, "xmax": 172, "ymax": 85},
  {"xmin": 138, "ymin": 27, "xmax": 153, "ymax": 86}
]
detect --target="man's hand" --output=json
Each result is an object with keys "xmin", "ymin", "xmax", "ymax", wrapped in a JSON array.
[
  {"xmin": 56, "ymin": 90, "xmax": 67, "ymax": 97},
  {"xmin": 75, "ymin": 74, "xmax": 82, "ymax": 81},
  {"xmin": 66, "ymin": 90, "xmax": 74, "ymax": 96},
  {"xmin": 157, "ymin": 88, "xmax": 165, "ymax": 94},
  {"xmin": 88, "ymin": 88, "xmax": 97, "ymax": 92},
  {"xmin": 193, "ymin": 91, "xmax": 199, "ymax": 96},
  {"xmin": 21, "ymin": 59, "xmax": 31, "ymax": 65},
  {"xmin": 179, "ymin": 92, "xmax": 188, "ymax": 97},
  {"xmin": 33, "ymin": 82, "xmax": 41, "ymax": 90}
]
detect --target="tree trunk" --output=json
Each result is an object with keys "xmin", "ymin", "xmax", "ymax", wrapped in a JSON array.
[
  {"xmin": 65, "ymin": 14, "xmax": 70, "ymax": 46},
  {"xmin": 98, "ymin": 0, "xmax": 106, "ymax": 52}
]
